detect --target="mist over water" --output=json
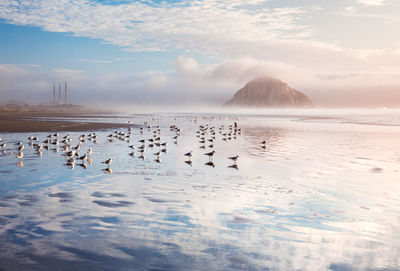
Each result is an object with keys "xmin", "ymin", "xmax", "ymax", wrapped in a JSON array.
[{"xmin": 0, "ymin": 109, "xmax": 399, "ymax": 270}]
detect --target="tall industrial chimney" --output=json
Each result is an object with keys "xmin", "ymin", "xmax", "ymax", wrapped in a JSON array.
[
  {"xmin": 65, "ymin": 81, "xmax": 67, "ymax": 105},
  {"xmin": 53, "ymin": 83, "xmax": 56, "ymax": 104},
  {"xmin": 58, "ymin": 81, "xmax": 61, "ymax": 105}
]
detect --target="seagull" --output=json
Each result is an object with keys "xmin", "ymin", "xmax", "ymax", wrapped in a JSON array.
[
  {"xmin": 228, "ymin": 155, "xmax": 239, "ymax": 163},
  {"xmin": 184, "ymin": 151, "xmax": 193, "ymax": 159},
  {"xmin": 204, "ymin": 150, "xmax": 215, "ymax": 160},
  {"xmin": 17, "ymin": 144, "xmax": 24, "ymax": 151},
  {"xmin": 103, "ymin": 158, "xmax": 112, "ymax": 166},
  {"xmin": 78, "ymin": 154, "xmax": 88, "ymax": 160},
  {"xmin": 65, "ymin": 150, "xmax": 76, "ymax": 158}
]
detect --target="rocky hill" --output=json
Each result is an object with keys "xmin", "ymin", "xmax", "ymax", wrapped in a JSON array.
[{"xmin": 225, "ymin": 76, "xmax": 312, "ymax": 107}]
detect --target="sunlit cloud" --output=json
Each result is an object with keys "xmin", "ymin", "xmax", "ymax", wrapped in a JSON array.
[
  {"xmin": 1, "ymin": 1, "xmax": 400, "ymax": 108},
  {"xmin": 356, "ymin": 0, "xmax": 385, "ymax": 6},
  {"xmin": 0, "ymin": 0, "xmax": 310, "ymax": 55}
]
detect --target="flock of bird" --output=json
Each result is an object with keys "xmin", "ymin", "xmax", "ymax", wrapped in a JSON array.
[{"xmin": 0, "ymin": 120, "xmax": 257, "ymax": 173}]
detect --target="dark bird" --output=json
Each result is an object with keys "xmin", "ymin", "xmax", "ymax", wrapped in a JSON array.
[
  {"xmin": 184, "ymin": 151, "xmax": 192, "ymax": 159},
  {"xmin": 204, "ymin": 150, "xmax": 215, "ymax": 160},
  {"xmin": 103, "ymin": 158, "xmax": 112, "ymax": 166},
  {"xmin": 228, "ymin": 155, "xmax": 239, "ymax": 162}
]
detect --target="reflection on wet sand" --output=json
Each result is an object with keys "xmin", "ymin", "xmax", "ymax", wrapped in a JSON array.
[{"xmin": 0, "ymin": 112, "xmax": 399, "ymax": 270}]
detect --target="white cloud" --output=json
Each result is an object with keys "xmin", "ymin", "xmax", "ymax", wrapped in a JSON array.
[
  {"xmin": 1, "ymin": 1, "xmax": 400, "ymax": 108},
  {"xmin": 79, "ymin": 59, "xmax": 112, "ymax": 64},
  {"xmin": 0, "ymin": 0, "xmax": 311, "ymax": 55},
  {"xmin": 356, "ymin": 0, "xmax": 385, "ymax": 6}
]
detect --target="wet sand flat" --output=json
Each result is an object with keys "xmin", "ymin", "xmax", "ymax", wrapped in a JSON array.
[
  {"xmin": 0, "ymin": 111, "xmax": 130, "ymax": 132},
  {"xmin": 0, "ymin": 110, "xmax": 400, "ymax": 270}
]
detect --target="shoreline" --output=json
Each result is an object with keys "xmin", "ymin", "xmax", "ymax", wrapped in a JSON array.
[{"xmin": 0, "ymin": 111, "xmax": 131, "ymax": 133}]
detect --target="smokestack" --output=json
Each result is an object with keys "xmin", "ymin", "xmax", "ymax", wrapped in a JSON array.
[
  {"xmin": 65, "ymin": 81, "xmax": 67, "ymax": 105},
  {"xmin": 53, "ymin": 83, "xmax": 56, "ymax": 105},
  {"xmin": 58, "ymin": 81, "xmax": 61, "ymax": 105}
]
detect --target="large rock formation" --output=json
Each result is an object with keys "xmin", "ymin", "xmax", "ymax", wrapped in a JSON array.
[{"xmin": 225, "ymin": 76, "xmax": 312, "ymax": 107}]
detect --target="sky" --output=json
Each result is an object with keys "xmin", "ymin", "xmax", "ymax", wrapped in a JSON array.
[{"xmin": 1, "ymin": 0, "xmax": 400, "ymax": 108}]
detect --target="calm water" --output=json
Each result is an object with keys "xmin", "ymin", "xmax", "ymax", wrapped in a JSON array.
[{"xmin": 0, "ymin": 110, "xmax": 399, "ymax": 270}]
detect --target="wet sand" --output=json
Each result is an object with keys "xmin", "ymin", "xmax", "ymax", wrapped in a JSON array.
[
  {"xmin": 0, "ymin": 111, "xmax": 130, "ymax": 132},
  {"xmin": 0, "ymin": 111, "xmax": 400, "ymax": 270}
]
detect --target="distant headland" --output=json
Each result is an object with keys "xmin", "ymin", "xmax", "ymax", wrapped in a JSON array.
[{"xmin": 225, "ymin": 76, "xmax": 313, "ymax": 108}]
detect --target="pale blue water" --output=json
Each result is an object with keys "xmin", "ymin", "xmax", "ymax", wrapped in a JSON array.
[{"xmin": 0, "ymin": 111, "xmax": 399, "ymax": 270}]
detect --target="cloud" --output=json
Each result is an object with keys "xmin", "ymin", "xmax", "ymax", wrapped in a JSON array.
[
  {"xmin": 79, "ymin": 59, "xmax": 112, "ymax": 64},
  {"xmin": 0, "ymin": 0, "xmax": 311, "ymax": 55},
  {"xmin": 1, "ymin": 1, "xmax": 400, "ymax": 108},
  {"xmin": 356, "ymin": 0, "xmax": 385, "ymax": 6}
]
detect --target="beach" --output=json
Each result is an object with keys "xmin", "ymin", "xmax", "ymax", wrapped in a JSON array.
[
  {"xmin": 0, "ymin": 110, "xmax": 399, "ymax": 270},
  {"xmin": 0, "ymin": 111, "xmax": 131, "ymax": 132}
]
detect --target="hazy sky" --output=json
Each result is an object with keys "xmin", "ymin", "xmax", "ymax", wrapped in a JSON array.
[{"xmin": 1, "ymin": 0, "xmax": 400, "ymax": 107}]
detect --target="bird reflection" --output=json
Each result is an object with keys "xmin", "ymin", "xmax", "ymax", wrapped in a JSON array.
[
  {"xmin": 185, "ymin": 160, "xmax": 192, "ymax": 166},
  {"xmin": 228, "ymin": 164, "xmax": 238, "ymax": 170},
  {"xmin": 78, "ymin": 163, "xmax": 88, "ymax": 169},
  {"xmin": 103, "ymin": 167, "xmax": 112, "ymax": 174},
  {"xmin": 205, "ymin": 161, "xmax": 215, "ymax": 168}
]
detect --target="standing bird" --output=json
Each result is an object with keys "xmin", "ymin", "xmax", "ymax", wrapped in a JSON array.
[
  {"xmin": 103, "ymin": 158, "xmax": 112, "ymax": 166},
  {"xmin": 184, "ymin": 151, "xmax": 193, "ymax": 159},
  {"xmin": 0, "ymin": 143, "xmax": 6, "ymax": 152},
  {"xmin": 79, "ymin": 154, "xmax": 88, "ymax": 161},
  {"xmin": 17, "ymin": 144, "xmax": 24, "ymax": 151},
  {"xmin": 228, "ymin": 155, "xmax": 239, "ymax": 163},
  {"xmin": 204, "ymin": 150, "xmax": 215, "ymax": 161}
]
